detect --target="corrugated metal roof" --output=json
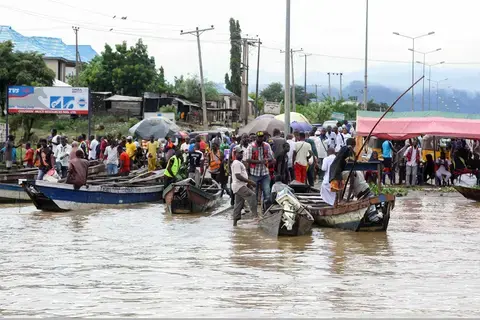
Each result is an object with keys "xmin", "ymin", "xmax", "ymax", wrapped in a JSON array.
[
  {"xmin": 105, "ymin": 95, "xmax": 142, "ymax": 102},
  {"xmin": 0, "ymin": 26, "xmax": 97, "ymax": 63},
  {"xmin": 213, "ymin": 83, "xmax": 235, "ymax": 96}
]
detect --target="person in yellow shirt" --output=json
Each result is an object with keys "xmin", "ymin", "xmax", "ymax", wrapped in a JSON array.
[
  {"xmin": 125, "ymin": 136, "xmax": 136, "ymax": 162},
  {"xmin": 146, "ymin": 136, "xmax": 159, "ymax": 171}
]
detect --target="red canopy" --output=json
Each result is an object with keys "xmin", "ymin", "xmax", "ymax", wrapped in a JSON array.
[{"xmin": 356, "ymin": 111, "xmax": 480, "ymax": 140}]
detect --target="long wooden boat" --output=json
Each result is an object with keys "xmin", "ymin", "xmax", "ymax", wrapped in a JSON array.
[
  {"xmin": 163, "ymin": 178, "xmax": 222, "ymax": 214},
  {"xmin": 23, "ymin": 179, "xmax": 164, "ymax": 212},
  {"xmin": 0, "ymin": 183, "xmax": 31, "ymax": 202},
  {"xmin": 0, "ymin": 163, "xmax": 106, "ymax": 203},
  {"xmin": 260, "ymin": 204, "xmax": 314, "ymax": 237},
  {"xmin": 289, "ymin": 184, "xmax": 395, "ymax": 232},
  {"xmin": 454, "ymin": 185, "xmax": 480, "ymax": 201}
]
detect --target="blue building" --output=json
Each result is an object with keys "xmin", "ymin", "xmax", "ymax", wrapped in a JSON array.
[{"xmin": 0, "ymin": 26, "xmax": 97, "ymax": 82}]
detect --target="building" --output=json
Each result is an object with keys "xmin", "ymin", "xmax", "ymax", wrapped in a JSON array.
[{"xmin": 0, "ymin": 26, "xmax": 97, "ymax": 82}]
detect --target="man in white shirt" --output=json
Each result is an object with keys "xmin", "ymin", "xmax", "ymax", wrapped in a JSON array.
[
  {"xmin": 293, "ymin": 132, "xmax": 313, "ymax": 184},
  {"xmin": 286, "ymin": 133, "xmax": 296, "ymax": 181},
  {"xmin": 321, "ymin": 148, "xmax": 337, "ymax": 205},
  {"xmin": 88, "ymin": 135, "xmax": 99, "ymax": 160},
  {"xmin": 50, "ymin": 129, "xmax": 60, "ymax": 155},
  {"xmin": 325, "ymin": 126, "xmax": 337, "ymax": 149},
  {"xmin": 231, "ymin": 146, "xmax": 257, "ymax": 226},
  {"xmin": 435, "ymin": 152, "xmax": 452, "ymax": 184},
  {"xmin": 54, "ymin": 137, "xmax": 72, "ymax": 178},
  {"xmin": 404, "ymin": 139, "xmax": 421, "ymax": 186},
  {"xmin": 104, "ymin": 140, "xmax": 119, "ymax": 175},
  {"xmin": 315, "ymin": 130, "xmax": 329, "ymax": 181}
]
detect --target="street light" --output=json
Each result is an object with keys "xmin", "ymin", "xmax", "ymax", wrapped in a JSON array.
[
  {"xmin": 393, "ymin": 31, "xmax": 435, "ymax": 111},
  {"xmin": 417, "ymin": 61, "xmax": 445, "ymax": 110},
  {"xmin": 427, "ymin": 77, "xmax": 448, "ymax": 111},
  {"xmin": 284, "ymin": 0, "xmax": 291, "ymax": 135},
  {"xmin": 408, "ymin": 47, "xmax": 441, "ymax": 111}
]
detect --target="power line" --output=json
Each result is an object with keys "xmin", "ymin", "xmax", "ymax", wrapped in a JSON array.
[{"xmin": 5, "ymin": 4, "xmax": 480, "ymax": 67}]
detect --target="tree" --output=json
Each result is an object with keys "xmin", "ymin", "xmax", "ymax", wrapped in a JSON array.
[
  {"xmin": 367, "ymin": 99, "xmax": 390, "ymax": 112},
  {"xmin": 225, "ymin": 18, "xmax": 242, "ymax": 96},
  {"xmin": 297, "ymin": 102, "xmax": 332, "ymax": 124},
  {"xmin": 260, "ymin": 82, "xmax": 284, "ymax": 102},
  {"xmin": 74, "ymin": 39, "xmax": 157, "ymax": 96},
  {"xmin": 293, "ymin": 85, "xmax": 316, "ymax": 106},
  {"xmin": 0, "ymin": 41, "xmax": 55, "ymax": 141},
  {"xmin": 249, "ymin": 92, "xmax": 264, "ymax": 114},
  {"xmin": 173, "ymin": 75, "xmax": 219, "ymax": 102}
]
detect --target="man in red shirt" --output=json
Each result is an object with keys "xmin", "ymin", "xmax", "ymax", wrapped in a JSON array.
[
  {"xmin": 118, "ymin": 146, "xmax": 131, "ymax": 176},
  {"xmin": 23, "ymin": 142, "xmax": 34, "ymax": 168}
]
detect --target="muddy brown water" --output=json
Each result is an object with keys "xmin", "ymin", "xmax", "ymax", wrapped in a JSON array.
[{"xmin": 1, "ymin": 192, "xmax": 480, "ymax": 317}]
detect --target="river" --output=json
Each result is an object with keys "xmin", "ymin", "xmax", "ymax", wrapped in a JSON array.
[{"xmin": 1, "ymin": 192, "xmax": 479, "ymax": 317}]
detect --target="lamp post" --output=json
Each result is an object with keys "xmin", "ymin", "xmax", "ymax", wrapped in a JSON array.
[
  {"xmin": 416, "ymin": 60, "xmax": 445, "ymax": 110},
  {"xmin": 409, "ymin": 48, "xmax": 441, "ymax": 111},
  {"xmin": 393, "ymin": 31, "xmax": 435, "ymax": 111},
  {"xmin": 428, "ymin": 78, "xmax": 448, "ymax": 111},
  {"xmin": 284, "ymin": 0, "xmax": 291, "ymax": 135}
]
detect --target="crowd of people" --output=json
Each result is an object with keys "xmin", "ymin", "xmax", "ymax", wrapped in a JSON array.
[
  {"xmin": 371, "ymin": 136, "xmax": 480, "ymax": 187},
  {"xmin": 0, "ymin": 129, "xmax": 173, "ymax": 188}
]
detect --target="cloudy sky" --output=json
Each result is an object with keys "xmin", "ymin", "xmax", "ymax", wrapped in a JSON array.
[{"xmin": 2, "ymin": 0, "xmax": 479, "ymax": 90}]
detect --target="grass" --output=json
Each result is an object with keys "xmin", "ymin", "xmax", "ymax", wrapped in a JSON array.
[{"xmin": 370, "ymin": 183, "xmax": 458, "ymax": 197}]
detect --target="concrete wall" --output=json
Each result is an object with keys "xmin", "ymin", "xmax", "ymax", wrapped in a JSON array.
[{"xmin": 44, "ymin": 59, "xmax": 59, "ymax": 79}]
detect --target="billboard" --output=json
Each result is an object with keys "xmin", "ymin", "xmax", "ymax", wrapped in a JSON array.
[
  {"xmin": 8, "ymin": 86, "xmax": 89, "ymax": 115},
  {"xmin": 264, "ymin": 101, "xmax": 281, "ymax": 115}
]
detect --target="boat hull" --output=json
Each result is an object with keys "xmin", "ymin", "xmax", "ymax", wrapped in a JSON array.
[
  {"xmin": 310, "ymin": 195, "xmax": 394, "ymax": 232},
  {"xmin": 163, "ymin": 179, "xmax": 222, "ymax": 214},
  {"xmin": 0, "ymin": 183, "xmax": 30, "ymax": 202},
  {"xmin": 260, "ymin": 205, "xmax": 314, "ymax": 237},
  {"xmin": 23, "ymin": 180, "xmax": 163, "ymax": 212},
  {"xmin": 454, "ymin": 185, "xmax": 480, "ymax": 201}
]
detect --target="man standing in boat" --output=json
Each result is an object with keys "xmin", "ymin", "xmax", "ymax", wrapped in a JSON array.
[
  {"xmin": 232, "ymin": 146, "xmax": 257, "ymax": 226},
  {"xmin": 245, "ymin": 131, "xmax": 274, "ymax": 210},
  {"xmin": 329, "ymin": 138, "xmax": 356, "ymax": 204},
  {"xmin": 321, "ymin": 147, "xmax": 337, "ymax": 206},
  {"xmin": 164, "ymin": 150, "xmax": 182, "ymax": 189}
]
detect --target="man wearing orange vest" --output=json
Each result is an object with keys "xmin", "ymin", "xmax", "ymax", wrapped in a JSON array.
[
  {"xmin": 245, "ymin": 131, "xmax": 274, "ymax": 211},
  {"xmin": 207, "ymin": 143, "xmax": 222, "ymax": 181}
]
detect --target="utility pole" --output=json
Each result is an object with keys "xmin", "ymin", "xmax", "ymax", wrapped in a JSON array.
[
  {"xmin": 284, "ymin": 0, "xmax": 291, "ymax": 135},
  {"xmin": 281, "ymin": 48, "xmax": 302, "ymax": 112},
  {"xmin": 181, "ymin": 26, "xmax": 214, "ymax": 130},
  {"xmin": 241, "ymin": 36, "xmax": 259, "ymax": 125},
  {"xmin": 339, "ymin": 73, "xmax": 343, "ymax": 99},
  {"xmin": 364, "ymin": 0, "xmax": 369, "ymax": 110},
  {"xmin": 254, "ymin": 38, "xmax": 262, "ymax": 117},
  {"xmin": 314, "ymin": 84, "xmax": 320, "ymax": 102},
  {"xmin": 301, "ymin": 53, "xmax": 312, "ymax": 105},
  {"xmin": 327, "ymin": 72, "xmax": 332, "ymax": 97},
  {"xmin": 72, "ymin": 26, "xmax": 80, "ymax": 85}
]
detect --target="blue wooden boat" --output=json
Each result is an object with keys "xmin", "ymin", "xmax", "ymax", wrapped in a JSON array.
[
  {"xmin": 22, "ymin": 174, "xmax": 164, "ymax": 212},
  {"xmin": 0, "ymin": 183, "xmax": 30, "ymax": 202}
]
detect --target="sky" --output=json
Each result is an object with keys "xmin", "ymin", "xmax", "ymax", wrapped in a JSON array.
[{"xmin": 2, "ymin": 0, "xmax": 480, "ymax": 91}]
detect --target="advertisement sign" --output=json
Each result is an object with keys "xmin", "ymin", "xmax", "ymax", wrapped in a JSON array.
[
  {"xmin": 264, "ymin": 101, "xmax": 281, "ymax": 115},
  {"xmin": 143, "ymin": 112, "xmax": 176, "ymax": 124},
  {"xmin": 8, "ymin": 86, "xmax": 89, "ymax": 115},
  {"xmin": 331, "ymin": 112, "xmax": 345, "ymax": 121}
]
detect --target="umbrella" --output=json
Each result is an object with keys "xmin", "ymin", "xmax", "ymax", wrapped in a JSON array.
[
  {"xmin": 174, "ymin": 131, "xmax": 189, "ymax": 139},
  {"xmin": 129, "ymin": 117, "xmax": 180, "ymax": 140},
  {"xmin": 275, "ymin": 112, "xmax": 311, "ymax": 124},
  {"xmin": 255, "ymin": 114, "xmax": 275, "ymax": 120},
  {"xmin": 291, "ymin": 121, "xmax": 312, "ymax": 132},
  {"xmin": 238, "ymin": 117, "xmax": 285, "ymax": 135}
]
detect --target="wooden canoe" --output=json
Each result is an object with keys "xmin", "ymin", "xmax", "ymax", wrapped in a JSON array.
[
  {"xmin": 260, "ymin": 204, "xmax": 314, "ymax": 237},
  {"xmin": 163, "ymin": 178, "xmax": 223, "ymax": 214},
  {"xmin": 289, "ymin": 184, "xmax": 395, "ymax": 232},
  {"xmin": 454, "ymin": 185, "xmax": 480, "ymax": 201}
]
